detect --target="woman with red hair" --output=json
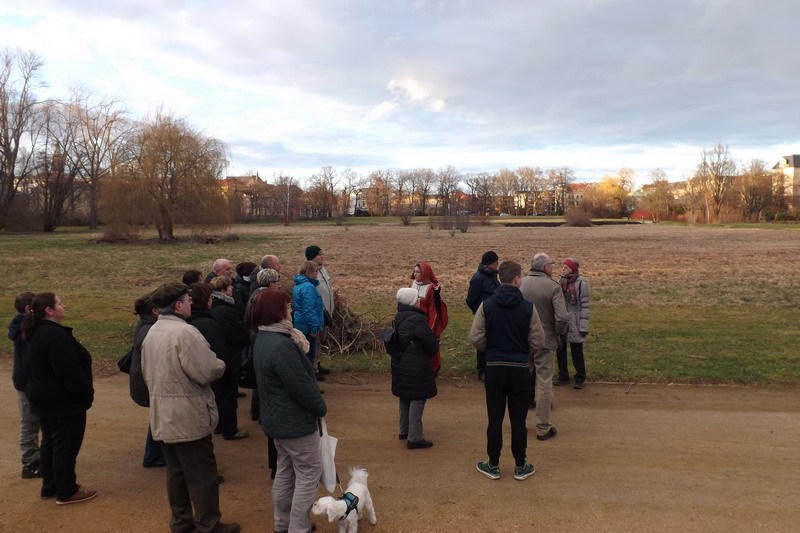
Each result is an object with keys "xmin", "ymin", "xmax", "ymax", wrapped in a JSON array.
[{"xmin": 410, "ymin": 263, "xmax": 449, "ymax": 373}]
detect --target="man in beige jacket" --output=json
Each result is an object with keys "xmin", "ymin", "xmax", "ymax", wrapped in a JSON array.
[
  {"xmin": 142, "ymin": 283, "xmax": 239, "ymax": 533},
  {"xmin": 520, "ymin": 252, "xmax": 568, "ymax": 441}
]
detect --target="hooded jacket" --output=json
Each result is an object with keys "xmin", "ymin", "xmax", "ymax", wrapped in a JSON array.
[
  {"xmin": 390, "ymin": 304, "xmax": 439, "ymax": 401},
  {"xmin": 128, "ymin": 313, "xmax": 157, "ymax": 407},
  {"xmin": 466, "ymin": 264, "xmax": 500, "ymax": 314},
  {"xmin": 292, "ymin": 274, "xmax": 324, "ymax": 335},
  {"xmin": 469, "ymin": 284, "xmax": 545, "ymax": 366}
]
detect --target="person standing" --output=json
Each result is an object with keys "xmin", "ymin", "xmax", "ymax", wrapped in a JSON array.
[
  {"xmin": 8, "ymin": 291, "xmax": 42, "ymax": 479},
  {"xmin": 305, "ymin": 245, "xmax": 333, "ymax": 377},
  {"xmin": 391, "ymin": 288, "xmax": 440, "ymax": 449},
  {"xmin": 204, "ymin": 258, "xmax": 244, "ymax": 315},
  {"xmin": 519, "ymin": 252, "xmax": 568, "ymax": 441},
  {"xmin": 23, "ymin": 292, "xmax": 97, "ymax": 504},
  {"xmin": 292, "ymin": 261, "xmax": 325, "ymax": 374},
  {"xmin": 466, "ymin": 251, "xmax": 500, "ymax": 380},
  {"xmin": 410, "ymin": 262, "xmax": 449, "ymax": 373},
  {"xmin": 209, "ymin": 276, "xmax": 250, "ymax": 440},
  {"xmin": 249, "ymin": 254, "xmax": 282, "ymax": 294},
  {"xmin": 555, "ymin": 258, "xmax": 591, "ymax": 389},
  {"xmin": 127, "ymin": 293, "xmax": 165, "ymax": 467},
  {"xmin": 469, "ymin": 261, "xmax": 545, "ymax": 481},
  {"xmin": 251, "ymin": 289, "xmax": 327, "ymax": 533},
  {"xmin": 141, "ymin": 283, "xmax": 239, "ymax": 533}
]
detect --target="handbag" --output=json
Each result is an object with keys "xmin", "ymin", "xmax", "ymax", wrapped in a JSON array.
[
  {"xmin": 237, "ymin": 354, "xmax": 257, "ymax": 389},
  {"xmin": 318, "ymin": 418, "xmax": 339, "ymax": 492},
  {"xmin": 117, "ymin": 348, "xmax": 133, "ymax": 374}
]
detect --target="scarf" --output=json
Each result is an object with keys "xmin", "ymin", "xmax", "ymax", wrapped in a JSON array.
[
  {"xmin": 258, "ymin": 319, "xmax": 310, "ymax": 354},
  {"xmin": 560, "ymin": 271, "xmax": 580, "ymax": 304}
]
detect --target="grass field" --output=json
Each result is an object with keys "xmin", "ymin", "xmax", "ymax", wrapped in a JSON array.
[{"xmin": 1, "ymin": 219, "xmax": 799, "ymax": 384}]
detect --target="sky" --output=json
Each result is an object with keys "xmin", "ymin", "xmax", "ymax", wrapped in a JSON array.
[{"xmin": 2, "ymin": 0, "xmax": 800, "ymax": 188}]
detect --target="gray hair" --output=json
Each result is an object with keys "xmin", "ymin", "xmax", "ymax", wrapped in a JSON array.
[
  {"xmin": 531, "ymin": 252, "xmax": 551, "ymax": 271},
  {"xmin": 257, "ymin": 268, "xmax": 280, "ymax": 287},
  {"xmin": 261, "ymin": 254, "xmax": 279, "ymax": 269},
  {"xmin": 211, "ymin": 258, "xmax": 230, "ymax": 273}
]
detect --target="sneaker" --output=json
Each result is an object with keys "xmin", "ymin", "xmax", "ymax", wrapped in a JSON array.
[
  {"xmin": 573, "ymin": 381, "xmax": 584, "ymax": 390},
  {"xmin": 553, "ymin": 378, "xmax": 569, "ymax": 386},
  {"xmin": 476, "ymin": 460, "xmax": 500, "ymax": 480},
  {"xmin": 21, "ymin": 462, "xmax": 42, "ymax": 479},
  {"xmin": 514, "ymin": 463, "xmax": 536, "ymax": 480},
  {"xmin": 56, "ymin": 486, "xmax": 98, "ymax": 505},
  {"xmin": 536, "ymin": 427, "xmax": 558, "ymax": 441}
]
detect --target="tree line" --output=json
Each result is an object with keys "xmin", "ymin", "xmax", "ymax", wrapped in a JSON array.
[{"xmin": 2, "ymin": 49, "xmax": 795, "ymax": 239}]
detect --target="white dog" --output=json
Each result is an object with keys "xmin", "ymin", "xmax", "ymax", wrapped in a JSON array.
[{"xmin": 311, "ymin": 467, "xmax": 377, "ymax": 533}]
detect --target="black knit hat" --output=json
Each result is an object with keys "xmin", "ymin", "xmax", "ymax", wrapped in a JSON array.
[
  {"xmin": 151, "ymin": 283, "xmax": 189, "ymax": 308},
  {"xmin": 236, "ymin": 261, "xmax": 257, "ymax": 277},
  {"xmin": 305, "ymin": 245, "xmax": 322, "ymax": 260},
  {"xmin": 481, "ymin": 251, "xmax": 499, "ymax": 265}
]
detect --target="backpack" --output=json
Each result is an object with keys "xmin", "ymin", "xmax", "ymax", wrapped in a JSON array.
[{"xmin": 380, "ymin": 323, "xmax": 403, "ymax": 358}]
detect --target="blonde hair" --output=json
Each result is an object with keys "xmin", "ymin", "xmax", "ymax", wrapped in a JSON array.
[{"xmin": 209, "ymin": 275, "xmax": 233, "ymax": 292}]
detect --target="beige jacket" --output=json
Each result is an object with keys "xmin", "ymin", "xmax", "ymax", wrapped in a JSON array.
[
  {"xmin": 317, "ymin": 265, "xmax": 334, "ymax": 314},
  {"xmin": 519, "ymin": 270, "xmax": 568, "ymax": 351},
  {"xmin": 141, "ymin": 314, "xmax": 225, "ymax": 444}
]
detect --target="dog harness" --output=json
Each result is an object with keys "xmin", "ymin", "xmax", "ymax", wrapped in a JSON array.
[{"xmin": 338, "ymin": 492, "xmax": 359, "ymax": 521}]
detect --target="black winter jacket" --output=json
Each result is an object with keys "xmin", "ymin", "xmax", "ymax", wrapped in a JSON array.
[
  {"xmin": 483, "ymin": 285, "xmax": 533, "ymax": 365},
  {"xmin": 466, "ymin": 264, "xmax": 500, "ymax": 313},
  {"xmin": 210, "ymin": 297, "xmax": 249, "ymax": 374},
  {"xmin": 391, "ymin": 304, "xmax": 439, "ymax": 401},
  {"xmin": 189, "ymin": 308, "xmax": 234, "ymax": 376},
  {"xmin": 129, "ymin": 314, "xmax": 157, "ymax": 407},
  {"xmin": 8, "ymin": 313, "xmax": 28, "ymax": 391},
  {"xmin": 25, "ymin": 320, "xmax": 93, "ymax": 419}
]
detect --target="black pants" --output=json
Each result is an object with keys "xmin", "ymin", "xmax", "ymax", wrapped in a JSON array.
[
  {"xmin": 40, "ymin": 411, "xmax": 86, "ymax": 500},
  {"xmin": 476, "ymin": 349, "xmax": 486, "ymax": 374},
  {"xmin": 211, "ymin": 374, "xmax": 239, "ymax": 437},
  {"xmin": 484, "ymin": 365, "xmax": 530, "ymax": 467},
  {"xmin": 556, "ymin": 337, "xmax": 586, "ymax": 383},
  {"xmin": 162, "ymin": 435, "xmax": 222, "ymax": 533}
]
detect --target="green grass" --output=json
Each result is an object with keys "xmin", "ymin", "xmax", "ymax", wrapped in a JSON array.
[{"xmin": 2, "ymin": 224, "xmax": 799, "ymax": 385}]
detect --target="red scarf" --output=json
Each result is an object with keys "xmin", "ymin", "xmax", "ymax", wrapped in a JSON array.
[{"xmin": 560, "ymin": 271, "xmax": 580, "ymax": 304}]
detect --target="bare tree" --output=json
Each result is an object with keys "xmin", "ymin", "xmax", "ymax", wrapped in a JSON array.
[
  {"xmin": 29, "ymin": 100, "xmax": 84, "ymax": 231},
  {"xmin": 0, "ymin": 48, "xmax": 43, "ymax": 226},
  {"xmin": 546, "ymin": 167, "xmax": 574, "ymax": 215},
  {"xmin": 695, "ymin": 143, "xmax": 737, "ymax": 221},
  {"xmin": 738, "ymin": 159, "xmax": 773, "ymax": 221},
  {"xmin": 365, "ymin": 169, "xmax": 393, "ymax": 215},
  {"xmin": 70, "ymin": 88, "xmax": 130, "ymax": 229},
  {"xmin": 436, "ymin": 165, "xmax": 460, "ymax": 215},
  {"xmin": 639, "ymin": 168, "xmax": 673, "ymax": 221},
  {"xmin": 128, "ymin": 111, "xmax": 229, "ymax": 240},
  {"xmin": 413, "ymin": 168, "xmax": 435, "ymax": 215},
  {"xmin": 275, "ymin": 175, "xmax": 301, "ymax": 223},
  {"xmin": 517, "ymin": 165, "xmax": 545, "ymax": 215},
  {"xmin": 493, "ymin": 168, "xmax": 518, "ymax": 214}
]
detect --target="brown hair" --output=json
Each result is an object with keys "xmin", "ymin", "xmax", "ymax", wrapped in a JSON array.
[
  {"xmin": 14, "ymin": 291, "xmax": 35, "ymax": 314},
  {"xmin": 209, "ymin": 276, "xmax": 232, "ymax": 292},
  {"xmin": 21, "ymin": 292, "xmax": 57, "ymax": 341},
  {"xmin": 190, "ymin": 283, "xmax": 213, "ymax": 311}
]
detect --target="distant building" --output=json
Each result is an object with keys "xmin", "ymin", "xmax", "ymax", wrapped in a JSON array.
[{"xmin": 772, "ymin": 155, "xmax": 800, "ymax": 210}]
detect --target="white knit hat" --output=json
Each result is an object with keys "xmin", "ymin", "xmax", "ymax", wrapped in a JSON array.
[{"xmin": 396, "ymin": 287, "xmax": 419, "ymax": 307}]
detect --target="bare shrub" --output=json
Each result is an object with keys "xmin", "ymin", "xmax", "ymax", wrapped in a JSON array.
[
  {"xmin": 323, "ymin": 291, "xmax": 383, "ymax": 355},
  {"xmin": 565, "ymin": 208, "xmax": 593, "ymax": 227}
]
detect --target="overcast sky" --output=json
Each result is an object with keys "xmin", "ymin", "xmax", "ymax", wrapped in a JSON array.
[{"xmin": 2, "ymin": 0, "xmax": 799, "ymax": 187}]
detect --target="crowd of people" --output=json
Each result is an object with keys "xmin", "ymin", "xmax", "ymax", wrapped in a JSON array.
[{"xmin": 7, "ymin": 244, "xmax": 590, "ymax": 532}]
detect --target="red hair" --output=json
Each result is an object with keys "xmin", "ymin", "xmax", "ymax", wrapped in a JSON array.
[{"xmin": 251, "ymin": 289, "xmax": 291, "ymax": 327}]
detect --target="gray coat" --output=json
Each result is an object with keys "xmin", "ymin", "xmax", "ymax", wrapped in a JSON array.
[{"xmin": 564, "ymin": 276, "xmax": 590, "ymax": 344}]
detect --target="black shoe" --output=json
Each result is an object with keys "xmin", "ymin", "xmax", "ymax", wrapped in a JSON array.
[
  {"xmin": 318, "ymin": 363, "xmax": 331, "ymax": 375},
  {"xmin": 573, "ymin": 381, "xmax": 584, "ymax": 389},
  {"xmin": 143, "ymin": 460, "xmax": 167, "ymax": 468},
  {"xmin": 398, "ymin": 433, "xmax": 408, "ymax": 440},
  {"xmin": 553, "ymin": 378, "xmax": 569, "ymax": 386},
  {"xmin": 478, "ymin": 371, "xmax": 485, "ymax": 381},
  {"xmin": 236, "ymin": 390, "xmax": 246, "ymax": 398},
  {"xmin": 21, "ymin": 463, "xmax": 42, "ymax": 479},
  {"xmin": 223, "ymin": 430, "xmax": 249, "ymax": 440},
  {"xmin": 407, "ymin": 439, "xmax": 433, "ymax": 449},
  {"xmin": 315, "ymin": 373, "xmax": 326, "ymax": 382},
  {"xmin": 537, "ymin": 427, "xmax": 558, "ymax": 441},
  {"xmin": 217, "ymin": 475, "xmax": 225, "ymax": 485}
]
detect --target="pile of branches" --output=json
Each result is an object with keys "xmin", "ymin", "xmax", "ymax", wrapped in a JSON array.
[{"xmin": 323, "ymin": 291, "xmax": 386, "ymax": 356}]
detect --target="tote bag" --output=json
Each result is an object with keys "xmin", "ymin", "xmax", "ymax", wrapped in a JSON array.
[{"xmin": 318, "ymin": 418, "xmax": 339, "ymax": 492}]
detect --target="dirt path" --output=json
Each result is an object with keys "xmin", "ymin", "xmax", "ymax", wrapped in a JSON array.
[{"xmin": 1, "ymin": 356, "xmax": 799, "ymax": 533}]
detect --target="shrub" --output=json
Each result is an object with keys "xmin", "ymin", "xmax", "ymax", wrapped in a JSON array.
[{"xmin": 565, "ymin": 208, "xmax": 593, "ymax": 227}]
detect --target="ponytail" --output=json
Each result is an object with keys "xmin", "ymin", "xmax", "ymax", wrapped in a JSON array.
[{"xmin": 21, "ymin": 292, "xmax": 56, "ymax": 341}]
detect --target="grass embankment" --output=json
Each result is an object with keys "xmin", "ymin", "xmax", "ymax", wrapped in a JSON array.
[{"xmin": 1, "ymin": 221, "xmax": 798, "ymax": 384}]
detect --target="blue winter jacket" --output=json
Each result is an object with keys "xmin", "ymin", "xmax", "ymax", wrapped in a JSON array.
[{"xmin": 292, "ymin": 275, "xmax": 324, "ymax": 335}]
